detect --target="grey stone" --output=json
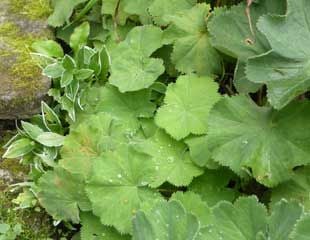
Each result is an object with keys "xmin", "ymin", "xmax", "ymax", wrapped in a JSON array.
[{"xmin": 0, "ymin": 0, "xmax": 52, "ymax": 119}]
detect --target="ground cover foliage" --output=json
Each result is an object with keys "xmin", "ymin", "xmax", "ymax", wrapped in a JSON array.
[{"xmin": 3, "ymin": 0, "xmax": 310, "ymax": 239}]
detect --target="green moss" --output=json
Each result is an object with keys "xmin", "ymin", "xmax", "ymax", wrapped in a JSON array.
[
  {"xmin": 0, "ymin": 21, "xmax": 48, "ymax": 111},
  {"xmin": 9, "ymin": 0, "xmax": 52, "ymax": 20}
]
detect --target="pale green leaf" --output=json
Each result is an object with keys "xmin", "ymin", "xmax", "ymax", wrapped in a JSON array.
[
  {"xmin": 155, "ymin": 75, "xmax": 221, "ymax": 140},
  {"xmin": 37, "ymin": 167, "xmax": 91, "ymax": 223},
  {"xmin": 207, "ymin": 95, "xmax": 310, "ymax": 187},
  {"xmin": 36, "ymin": 132, "xmax": 65, "ymax": 147},
  {"xmin": 109, "ymin": 25, "xmax": 164, "ymax": 92},
  {"xmin": 60, "ymin": 113, "xmax": 130, "ymax": 179},
  {"xmin": 171, "ymin": 191, "xmax": 212, "ymax": 228},
  {"xmin": 86, "ymin": 147, "xmax": 163, "ymax": 234},
  {"xmin": 79, "ymin": 85, "xmax": 156, "ymax": 130},
  {"xmin": 132, "ymin": 200, "xmax": 200, "ymax": 240},
  {"xmin": 133, "ymin": 129, "xmax": 203, "ymax": 187},
  {"xmin": 102, "ymin": 0, "xmax": 129, "ymax": 25},
  {"xmin": 290, "ymin": 215, "xmax": 310, "ymax": 240},
  {"xmin": 3, "ymin": 138, "xmax": 35, "ymax": 159},
  {"xmin": 32, "ymin": 40, "xmax": 64, "ymax": 58}
]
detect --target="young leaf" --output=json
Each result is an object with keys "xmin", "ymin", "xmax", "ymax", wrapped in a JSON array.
[
  {"xmin": 70, "ymin": 22, "xmax": 90, "ymax": 53},
  {"xmin": 206, "ymin": 96, "xmax": 310, "ymax": 187},
  {"xmin": 155, "ymin": 75, "xmax": 221, "ymax": 140},
  {"xmin": 133, "ymin": 201, "xmax": 200, "ymax": 240},
  {"xmin": 32, "ymin": 40, "xmax": 64, "ymax": 58},
  {"xmin": 41, "ymin": 102, "xmax": 63, "ymax": 133},
  {"xmin": 246, "ymin": 0, "xmax": 310, "ymax": 109},
  {"xmin": 43, "ymin": 62, "xmax": 64, "ymax": 78},
  {"xmin": 109, "ymin": 25, "xmax": 165, "ymax": 92},
  {"xmin": 3, "ymin": 138, "xmax": 35, "ymax": 159},
  {"xmin": 163, "ymin": 3, "xmax": 222, "ymax": 76},
  {"xmin": 37, "ymin": 168, "xmax": 91, "ymax": 223}
]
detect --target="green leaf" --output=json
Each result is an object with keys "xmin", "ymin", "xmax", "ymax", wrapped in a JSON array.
[
  {"xmin": 86, "ymin": 147, "xmax": 163, "ymax": 234},
  {"xmin": 163, "ymin": 3, "xmax": 222, "ymax": 76},
  {"xmin": 132, "ymin": 200, "xmax": 200, "ymax": 240},
  {"xmin": 203, "ymin": 197, "xmax": 304, "ymax": 240},
  {"xmin": 41, "ymin": 102, "xmax": 63, "ymax": 133},
  {"xmin": 80, "ymin": 212, "xmax": 130, "ymax": 240},
  {"xmin": 268, "ymin": 200, "xmax": 303, "ymax": 240},
  {"xmin": 208, "ymin": 0, "xmax": 285, "ymax": 61},
  {"xmin": 70, "ymin": 22, "xmax": 90, "ymax": 53},
  {"xmin": 36, "ymin": 132, "xmax": 65, "ymax": 147},
  {"xmin": 60, "ymin": 113, "xmax": 130, "ymax": 179},
  {"xmin": 3, "ymin": 138, "xmax": 35, "ymax": 158},
  {"xmin": 271, "ymin": 167, "xmax": 310, "ymax": 211},
  {"xmin": 21, "ymin": 121, "xmax": 44, "ymax": 140},
  {"xmin": 48, "ymin": 0, "xmax": 88, "ymax": 27},
  {"xmin": 171, "ymin": 191, "xmax": 212, "ymax": 228},
  {"xmin": 32, "ymin": 40, "xmax": 64, "ymax": 58},
  {"xmin": 290, "ymin": 215, "xmax": 310, "ymax": 240},
  {"xmin": 148, "ymin": 0, "xmax": 196, "ymax": 26},
  {"xmin": 189, "ymin": 169, "xmax": 238, "ymax": 206},
  {"xmin": 246, "ymin": 0, "xmax": 310, "ymax": 109},
  {"xmin": 185, "ymin": 135, "xmax": 212, "ymax": 167},
  {"xmin": 43, "ymin": 63, "xmax": 64, "ymax": 78},
  {"xmin": 133, "ymin": 129, "xmax": 203, "ymax": 187},
  {"xmin": 74, "ymin": 69, "xmax": 94, "ymax": 80},
  {"xmin": 80, "ymin": 85, "xmax": 156, "ymax": 130},
  {"xmin": 37, "ymin": 167, "xmax": 91, "ymax": 223},
  {"xmin": 109, "ymin": 25, "xmax": 165, "ymax": 92},
  {"xmin": 155, "ymin": 75, "xmax": 221, "ymax": 140},
  {"xmin": 206, "ymin": 95, "xmax": 310, "ymax": 187},
  {"xmin": 61, "ymin": 70, "xmax": 74, "ymax": 87}
]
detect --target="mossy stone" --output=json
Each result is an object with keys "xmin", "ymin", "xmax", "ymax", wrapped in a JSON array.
[{"xmin": 0, "ymin": 0, "xmax": 52, "ymax": 119}]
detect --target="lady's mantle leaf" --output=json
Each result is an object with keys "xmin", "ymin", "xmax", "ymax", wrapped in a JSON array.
[
  {"xmin": 155, "ymin": 75, "xmax": 221, "ymax": 140},
  {"xmin": 80, "ymin": 212, "xmax": 130, "ymax": 240},
  {"xmin": 271, "ymin": 167, "xmax": 310, "ymax": 211},
  {"xmin": 132, "ymin": 200, "xmax": 200, "ymax": 240},
  {"xmin": 189, "ymin": 169, "xmax": 239, "ymax": 206},
  {"xmin": 148, "ymin": 0, "xmax": 196, "ymax": 26},
  {"xmin": 86, "ymin": 147, "xmax": 163, "ymax": 234},
  {"xmin": 102, "ymin": 0, "xmax": 129, "ymax": 26},
  {"xmin": 203, "ymin": 197, "xmax": 303, "ymax": 240},
  {"xmin": 163, "ymin": 3, "xmax": 222, "ymax": 76},
  {"xmin": 60, "ymin": 113, "xmax": 130, "ymax": 179},
  {"xmin": 207, "ymin": 95, "xmax": 310, "ymax": 187},
  {"xmin": 79, "ymin": 85, "xmax": 156, "ymax": 130},
  {"xmin": 290, "ymin": 215, "xmax": 310, "ymax": 240},
  {"xmin": 246, "ymin": 0, "xmax": 310, "ymax": 109},
  {"xmin": 109, "ymin": 26, "xmax": 165, "ymax": 92},
  {"xmin": 208, "ymin": 0, "xmax": 286, "ymax": 93},
  {"xmin": 133, "ymin": 129, "xmax": 203, "ymax": 187},
  {"xmin": 37, "ymin": 168, "xmax": 91, "ymax": 223}
]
